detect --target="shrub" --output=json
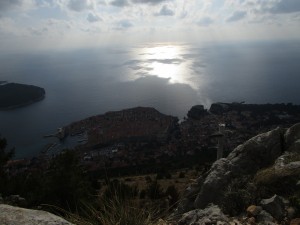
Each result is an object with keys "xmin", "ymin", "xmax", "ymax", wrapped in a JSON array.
[{"xmin": 221, "ymin": 177, "xmax": 255, "ymax": 216}]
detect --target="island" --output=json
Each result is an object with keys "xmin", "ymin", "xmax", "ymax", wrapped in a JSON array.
[{"xmin": 0, "ymin": 82, "xmax": 45, "ymax": 110}]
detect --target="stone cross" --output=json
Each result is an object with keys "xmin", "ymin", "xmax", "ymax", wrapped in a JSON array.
[{"xmin": 217, "ymin": 124, "xmax": 225, "ymax": 160}]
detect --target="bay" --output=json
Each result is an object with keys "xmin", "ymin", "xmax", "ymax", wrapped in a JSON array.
[{"xmin": 0, "ymin": 41, "xmax": 300, "ymax": 158}]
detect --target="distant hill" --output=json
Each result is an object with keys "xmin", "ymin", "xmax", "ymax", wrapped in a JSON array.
[{"xmin": 0, "ymin": 83, "xmax": 45, "ymax": 110}]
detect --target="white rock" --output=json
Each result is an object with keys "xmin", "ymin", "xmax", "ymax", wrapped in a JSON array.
[{"xmin": 0, "ymin": 204, "xmax": 74, "ymax": 225}]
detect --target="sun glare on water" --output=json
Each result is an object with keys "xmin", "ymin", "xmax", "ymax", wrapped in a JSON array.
[{"xmin": 129, "ymin": 44, "xmax": 196, "ymax": 88}]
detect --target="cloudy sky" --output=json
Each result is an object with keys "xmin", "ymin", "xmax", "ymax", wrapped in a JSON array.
[{"xmin": 1, "ymin": 0, "xmax": 300, "ymax": 52}]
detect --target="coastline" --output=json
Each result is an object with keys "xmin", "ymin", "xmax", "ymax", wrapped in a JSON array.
[
  {"xmin": 0, "ymin": 83, "xmax": 45, "ymax": 110},
  {"xmin": 0, "ymin": 94, "xmax": 45, "ymax": 111}
]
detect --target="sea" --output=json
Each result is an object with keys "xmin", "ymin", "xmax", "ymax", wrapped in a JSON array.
[{"xmin": 1, "ymin": 40, "xmax": 300, "ymax": 158}]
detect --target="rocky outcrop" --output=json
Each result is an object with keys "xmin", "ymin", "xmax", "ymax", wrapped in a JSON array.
[
  {"xmin": 179, "ymin": 123, "xmax": 300, "ymax": 214},
  {"xmin": 0, "ymin": 204, "xmax": 73, "ymax": 225},
  {"xmin": 209, "ymin": 103, "xmax": 230, "ymax": 114},
  {"xmin": 187, "ymin": 105, "xmax": 208, "ymax": 119},
  {"xmin": 193, "ymin": 127, "xmax": 284, "ymax": 209},
  {"xmin": 178, "ymin": 204, "xmax": 229, "ymax": 225}
]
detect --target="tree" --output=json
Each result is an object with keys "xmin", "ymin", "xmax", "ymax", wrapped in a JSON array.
[
  {"xmin": 42, "ymin": 150, "xmax": 93, "ymax": 211},
  {"xmin": 0, "ymin": 137, "xmax": 14, "ymax": 193},
  {"xmin": 0, "ymin": 137, "xmax": 14, "ymax": 174}
]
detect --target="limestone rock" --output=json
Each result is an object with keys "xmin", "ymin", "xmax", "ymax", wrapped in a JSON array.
[
  {"xmin": 194, "ymin": 127, "xmax": 284, "ymax": 209},
  {"xmin": 178, "ymin": 204, "xmax": 229, "ymax": 225},
  {"xmin": 194, "ymin": 158, "xmax": 233, "ymax": 208},
  {"xmin": 0, "ymin": 204, "xmax": 73, "ymax": 225},
  {"xmin": 260, "ymin": 195, "xmax": 285, "ymax": 221}
]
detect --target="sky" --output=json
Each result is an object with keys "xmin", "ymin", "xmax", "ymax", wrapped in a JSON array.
[{"xmin": 0, "ymin": 0, "xmax": 300, "ymax": 52}]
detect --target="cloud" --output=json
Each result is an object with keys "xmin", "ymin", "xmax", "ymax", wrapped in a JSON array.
[
  {"xmin": 269, "ymin": 0, "xmax": 300, "ymax": 14},
  {"xmin": 0, "ymin": 0, "xmax": 22, "ymax": 12},
  {"xmin": 67, "ymin": 0, "xmax": 94, "ymax": 12},
  {"xmin": 131, "ymin": 0, "xmax": 170, "ymax": 5},
  {"xmin": 115, "ymin": 19, "xmax": 133, "ymax": 29},
  {"xmin": 87, "ymin": 12, "xmax": 102, "ymax": 22},
  {"xmin": 197, "ymin": 17, "xmax": 214, "ymax": 26},
  {"xmin": 110, "ymin": 0, "xmax": 129, "ymax": 7},
  {"xmin": 154, "ymin": 5, "xmax": 174, "ymax": 16},
  {"xmin": 28, "ymin": 27, "xmax": 48, "ymax": 36},
  {"xmin": 226, "ymin": 10, "xmax": 247, "ymax": 22}
]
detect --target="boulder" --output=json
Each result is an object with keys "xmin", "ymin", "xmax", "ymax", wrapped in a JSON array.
[
  {"xmin": 0, "ymin": 204, "xmax": 73, "ymax": 225},
  {"xmin": 194, "ymin": 158, "xmax": 233, "ymax": 208},
  {"xmin": 194, "ymin": 127, "xmax": 284, "ymax": 209},
  {"xmin": 178, "ymin": 204, "xmax": 229, "ymax": 225},
  {"xmin": 260, "ymin": 195, "xmax": 285, "ymax": 221}
]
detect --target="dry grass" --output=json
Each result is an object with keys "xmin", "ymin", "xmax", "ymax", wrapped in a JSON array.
[
  {"xmin": 114, "ymin": 169, "xmax": 200, "ymax": 196},
  {"xmin": 61, "ymin": 195, "xmax": 160, "ymax": 225},
  {"xmin": 54, "ymin": 168, "xmax": 200, "ymax": 225}
]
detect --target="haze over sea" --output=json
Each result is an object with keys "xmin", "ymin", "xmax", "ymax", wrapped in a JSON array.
[{"xmin": 1, "ymin": 40, "xmax": 300, "ymax": 158}]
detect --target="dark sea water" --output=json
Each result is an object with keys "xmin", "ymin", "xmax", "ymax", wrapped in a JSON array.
[{"xmin": 1, "ymin": 41, "xmax": 300, "ymax": 158}]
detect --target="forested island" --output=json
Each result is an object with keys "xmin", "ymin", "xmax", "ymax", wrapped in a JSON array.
[{"xmin": 0, "ymin": 82, "xmax": 45, "ymax": 110}]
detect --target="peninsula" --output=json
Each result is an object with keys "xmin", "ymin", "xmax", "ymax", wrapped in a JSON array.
[{"xmin": 0, "ymin": 82, "xmax": 45, "ymax": 110}]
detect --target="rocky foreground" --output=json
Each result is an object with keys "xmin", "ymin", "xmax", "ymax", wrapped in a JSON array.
[
  {"xmin": 1, "ymin": 123, "xmax": 300, "ymax": 224},
  {"xmin": 175, "ymin": 123, "xmax": 300, "ymax": 224}
]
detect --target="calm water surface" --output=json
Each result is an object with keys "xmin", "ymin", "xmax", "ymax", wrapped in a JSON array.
[{"xmin": 1, "ymin": 41, "xmax": 300, "ymax": 157}]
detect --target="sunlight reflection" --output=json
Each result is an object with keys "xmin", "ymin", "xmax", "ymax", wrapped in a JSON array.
[{"xmin": 127, "ymin": 44, "xmax": 199, "ymax": 89}]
